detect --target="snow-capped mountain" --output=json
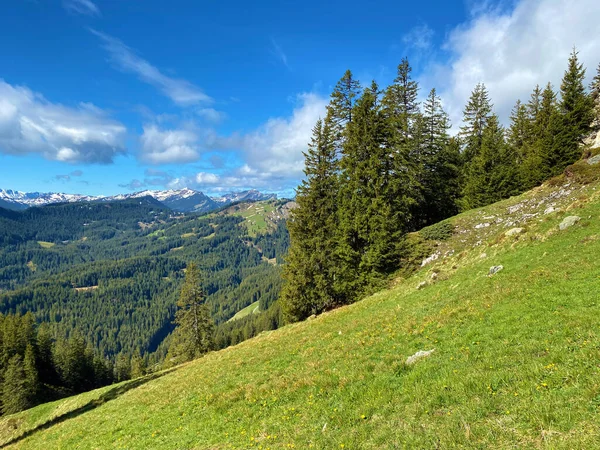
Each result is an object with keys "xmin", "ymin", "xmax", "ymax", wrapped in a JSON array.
[
  {"xmin": 0, "ymin": 189, "xmax": 100, "ymax": 210},
  {"xmin": 213, "ymin": 189, "xmax": 277, "ymax": 204},
  {"xmin": 0, "ymin": 188, "xmax": 277, "ymax": 213},
  {"xmin": 107, "ymin": 188, "xmax": 219, "ymax": 213}
]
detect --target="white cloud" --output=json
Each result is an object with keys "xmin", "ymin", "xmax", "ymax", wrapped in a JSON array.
[
  {"xmin": 233, "ymin": 92, "xmax": 327, "ymax": 182},
  {"xmin": 195, "ymin": 172, "xmax": 220, "ymax": 184},
  {"xmin": 402, "ymin": 24, "xmax": 435, "ymax": 51},
  {"xmin": 139, "ymin": 125, "xmax": 200, "ymax": 164},
  {"xmin": 91, "ymin": 30, "xmax": 212, "ymax": 107},
  {"xmin": 196, "ymin": 108, "xmax": 226, "ymax": 123},
  {"xmin": 270, "ymin": 39, "xmax": 289, "ymax": 69},
  {"xmin": 0, "ymin": 79, "xmax": 126, "ymax": 163},
  {"xmin": 428, "ymin": 0, "xmax": 600, "ymax": 128},
  {"xmin": 63, "ymin": 0, "xmax": 100, "ymax": 17}
]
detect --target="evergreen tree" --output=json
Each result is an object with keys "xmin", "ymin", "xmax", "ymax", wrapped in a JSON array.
[
  {"xmin": 114, "ymin": 352, "xmax": 131, "ymax": 382},
  {"xmin": 417, "ymin": 88, "xmax": 461, "ymax": 224},
  {"xmin": 1, "ymin": 355, "xmax": 31, "ymax": 415},
  {"xmin": 380, "ymin": 58, "xmax": 422, "ymax": 229},
  {"xmin": 335, "ymin": 82, "xmax": 401, "ymax": 300},
  {"xmin": 459, "ymin": 83, "xmax": 493, "ymax": 163},
  {"xmin": 23, "ymin": 344, "xmax": 39, "ymax": 398},
  {"xmin": 550, "ymin": 49, "xmax": 595, "ymax": 172},
  {"xmin": 462, "ymin": 115, "xmax": 517, "ymax": 209},
  {"xmin": 508, "ymin": 99, "xmax": 532, "ymax": 190},
  {"xmin": 281, "ymin": 116, "xmax": 338, "ymax": 322},
  {"xmin": 130, "ymin": 353, "xmax": 147, "ymax": 379},
  {"xmin": 327, "ymin": 70, "xmax": 362, "ymax": 154},
  {"xmin": 590, "ymin": 63, "xmax": 600, "ymax": 133},
  {"xmin": 167, "ymin": 263, "xmax": 214, "ymax": 362}
]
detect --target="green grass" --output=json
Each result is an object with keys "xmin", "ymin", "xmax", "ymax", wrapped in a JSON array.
[
  {"xmin": 36, "ymin": 241, "xmax": 55, "ymax": 249},
  {"xmin": 6, "ymin": 169, "xmax": 600, "ymax": 449},
  {"xmin": 227, "ymin": 201, "xmax": 278, "ymax": 236},
  {"xmin": 228, "ymin": 300, "xmax": 261, "ymax": 322}
]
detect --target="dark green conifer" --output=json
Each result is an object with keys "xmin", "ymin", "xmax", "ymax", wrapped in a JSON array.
[
  {"xmin": 462, "ymin": 115, "xmax": 516, "ymax": 209},
  {"xmin": 550, "ymin": 49, "xmax": 595, "ymax": 171},
  {"xmin": 417, "ymin": 88, "xmax": 461, "ymax": 224},
  {"xmin": 167, "ymin": 263, "xmax": 215, "ymax": 362},
  {"xmin": 2, "ymin": 355, "xmax": 31, "ymax": 415},
  {"xmin": 281, "ymin": 115, "xmax": 339, "ymax": 322},
  {"xmin": 460, "ymin": 83, "xmax": 493, "ymax": 163}
]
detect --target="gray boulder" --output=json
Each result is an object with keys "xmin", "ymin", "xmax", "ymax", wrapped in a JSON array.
[
  {"xmin": 489, "ymin": 265, "xmax": 504, "ymax": 276},
  {"xmin": 406, "ymin": 349, "xmax": 435, "ymax": 366},
  {"xmin": 587, "ymin": 154, "xmax": 600, "ymax": 165},
  {"xmin": 559, "ymin": 216, "xmax": 580, "ymax": 230},
  {"xmin": 505, "ymin": 227, "xmax": 524, "ymax": 237}
]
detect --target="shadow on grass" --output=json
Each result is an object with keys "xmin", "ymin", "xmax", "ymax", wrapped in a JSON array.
[{"xmin": 0, "ymin": 367, "xmax": 179, "ymax": 448}]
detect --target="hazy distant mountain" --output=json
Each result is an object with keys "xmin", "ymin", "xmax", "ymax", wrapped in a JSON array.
[
  {"xmin": 0, "ymin": 189, "xmax": 100, "ymax": 210},
  {"xmin": 213, "ymin": 189, "xmax": 277, "ymax": 204},
  {"xmin": 0, "ymin": 188, "xmax": 277, "ymax": 213}
]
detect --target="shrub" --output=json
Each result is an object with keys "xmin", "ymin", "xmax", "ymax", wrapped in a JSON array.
[{"xmin": 420, "ymin": 221, "xmax": 454, "ymax": 241}]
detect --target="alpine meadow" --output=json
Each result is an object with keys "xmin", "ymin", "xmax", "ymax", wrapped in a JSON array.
[{"xmin": 1, "ymin": 0, "xmax": 600, "ymax": 448}]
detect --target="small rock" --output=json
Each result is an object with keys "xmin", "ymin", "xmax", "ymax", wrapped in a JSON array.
[
  {"xmin": 416, "ymin": 281, "xmax": 428, "ymax": 290},
  {"xmin": 406, "ymin": 349, "xmax": 435, "ymax": 366},
  {"xmin": 544, "ymin": 206, "xmax": 556, "ymax": 215},
  {"xmin": 559, "ymin": 215, "xmax": 581, "ymax": 230},
  {"xmin": 587, "ymin": 154, "xmax": 600, "ymax": 165},
  {"xmin": 308, "ymin": 314, "xmax": 317, "ymax": 320},
  {"xmin": 421, "ymin": 251, "xmax": 440, "ymax": 267},
  {"xmin": 505, "ymin": 227, "xmax": 524, "ymax": 237},
  {"xmin": 430, "ymin": 272, "xmax": 438, "ymax": 280},
  {"xmin": 480, "ymin": 253, "xmax": 487, "ymax": 259},
  {"xmin": 489, "ymin": 265, "xmax": 504, "ymax": 276},
  {"xmin": 475, "ymin": 223, "xmax": 491, "ymax": 229}
]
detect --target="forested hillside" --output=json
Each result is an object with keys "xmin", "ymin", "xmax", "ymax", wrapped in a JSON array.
[{"xmin": 0, "ymin": 197, "xmax": 290, "ymax": 413}]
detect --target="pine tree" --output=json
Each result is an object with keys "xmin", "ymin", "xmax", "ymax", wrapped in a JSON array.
[
  {"xmin": 462, "ymin": 115, "xmax": 516, "ymax": 209},
  {"xmin": 590, "ymin": 63, "xmax": 600, "ymax": 133},
  {"xmin": 2, "ymin": 355, "xmax": 31, "ymax": 415},
  {"xmin": 130, "ymin": 353, "xmax": 147, "ymax": 379},
  {"xmin": 335, "ymin": 82, "xmax": 402, "ymax": 300},
  {"xmin": 550, "ymin": 49, "xmax": 595, "ymax": 172},
  {"xmin": 459, "ymin": 83, "xmax": 493, "ymax": 163},
  {"xmin": 327, "ymin": 70, "xmax": 362, "ymax": 154},
  {"xmin": 168, "ymin": 263, "xmax": 215, "ymax": 362},
  {"xmin": 281, "ymin": 116, "xmax": 338, "ymax": 322},
  {"xmin": 380, "ymin": 58, "xmax": 422, "ymax": 230},
  {"xmin": 508, "ymin": 99, "xmax": 532, "ymax": 191},
  {"xmin": 417, "ymin": 88, "xmax": 461, "ymax": 224},
  {"xmin": 114, "ymin": 352, "xmax": 131, "ymax": 382},
  {"xmin": 23, "ymin": 344, "xmax": 39, "ymax": 399}
]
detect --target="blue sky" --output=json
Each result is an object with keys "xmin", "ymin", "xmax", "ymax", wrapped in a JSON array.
[{"xmin": 0, "ymin": 0, "xmax": 598, "ymax": 196}]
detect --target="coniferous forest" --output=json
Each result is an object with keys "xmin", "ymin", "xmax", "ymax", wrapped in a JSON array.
[
  {"xmin": 0, "ymin": 50, "xmax": 598, "ymax": 417},
  {"xmin": 281, "ymin": 50, "xmax": 599, "ymax": 322}
]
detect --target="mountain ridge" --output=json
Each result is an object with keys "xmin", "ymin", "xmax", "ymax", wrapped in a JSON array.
[{"xmin": 0, "ymin": 188, "xmax": 277, "ymax": 213}]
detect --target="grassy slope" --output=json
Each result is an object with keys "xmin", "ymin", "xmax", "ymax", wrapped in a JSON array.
[
  {"xmin": 4, "ymin": 169, "xmax": 600, "ymax": 448},
  {"xmin": 228, "ymin": 300, "xmax": 261, "ymax": 322}
]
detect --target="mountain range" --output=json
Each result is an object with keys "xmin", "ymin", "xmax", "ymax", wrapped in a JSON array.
[{"xmin": 0, "ymin": 188, "xmax": 277, "ymax": 213}]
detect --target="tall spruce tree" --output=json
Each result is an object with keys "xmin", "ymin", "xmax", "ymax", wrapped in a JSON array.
[
  {"xmin": 460, "ymin": 83, "xmax": 493, "ymax": 164},
  {"xmin": 380, "ymin": 58, "xmax": 421, "ymax": 230},
  {"xmin": 335, "ymin": 82, "xmax": 405, "ymax": 301},
  {"xmin": 417, "ymin": 88, "xmax": 461, "ymax": 224},
  {"xmin": 327, "ymin": 70, "xmax": 362, "ymax": 154},
  {"xmin": 508, "ymin": 99, "xmax": 532, "ymax": 190},
  {"xmin": 281, "ymin": 116, "xmax": 338, "ymax": 322},
  {"xmin": 2, "ymin": 355, "xmax": 32, "ymax": 415},
  {"xmin": 590, "ymin": 63, "xmax": 600, "ymax": 133},
  {"xmin": 550, "ymin": 49, "xmax": 595, "ymax": 172},
  {"xmin": 167, "ymin": 263, "xmax": 214, "ymax": 362},
  {"xmin": 462, "ymin": 115, "xmax": 517, "ymax": 209}
]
